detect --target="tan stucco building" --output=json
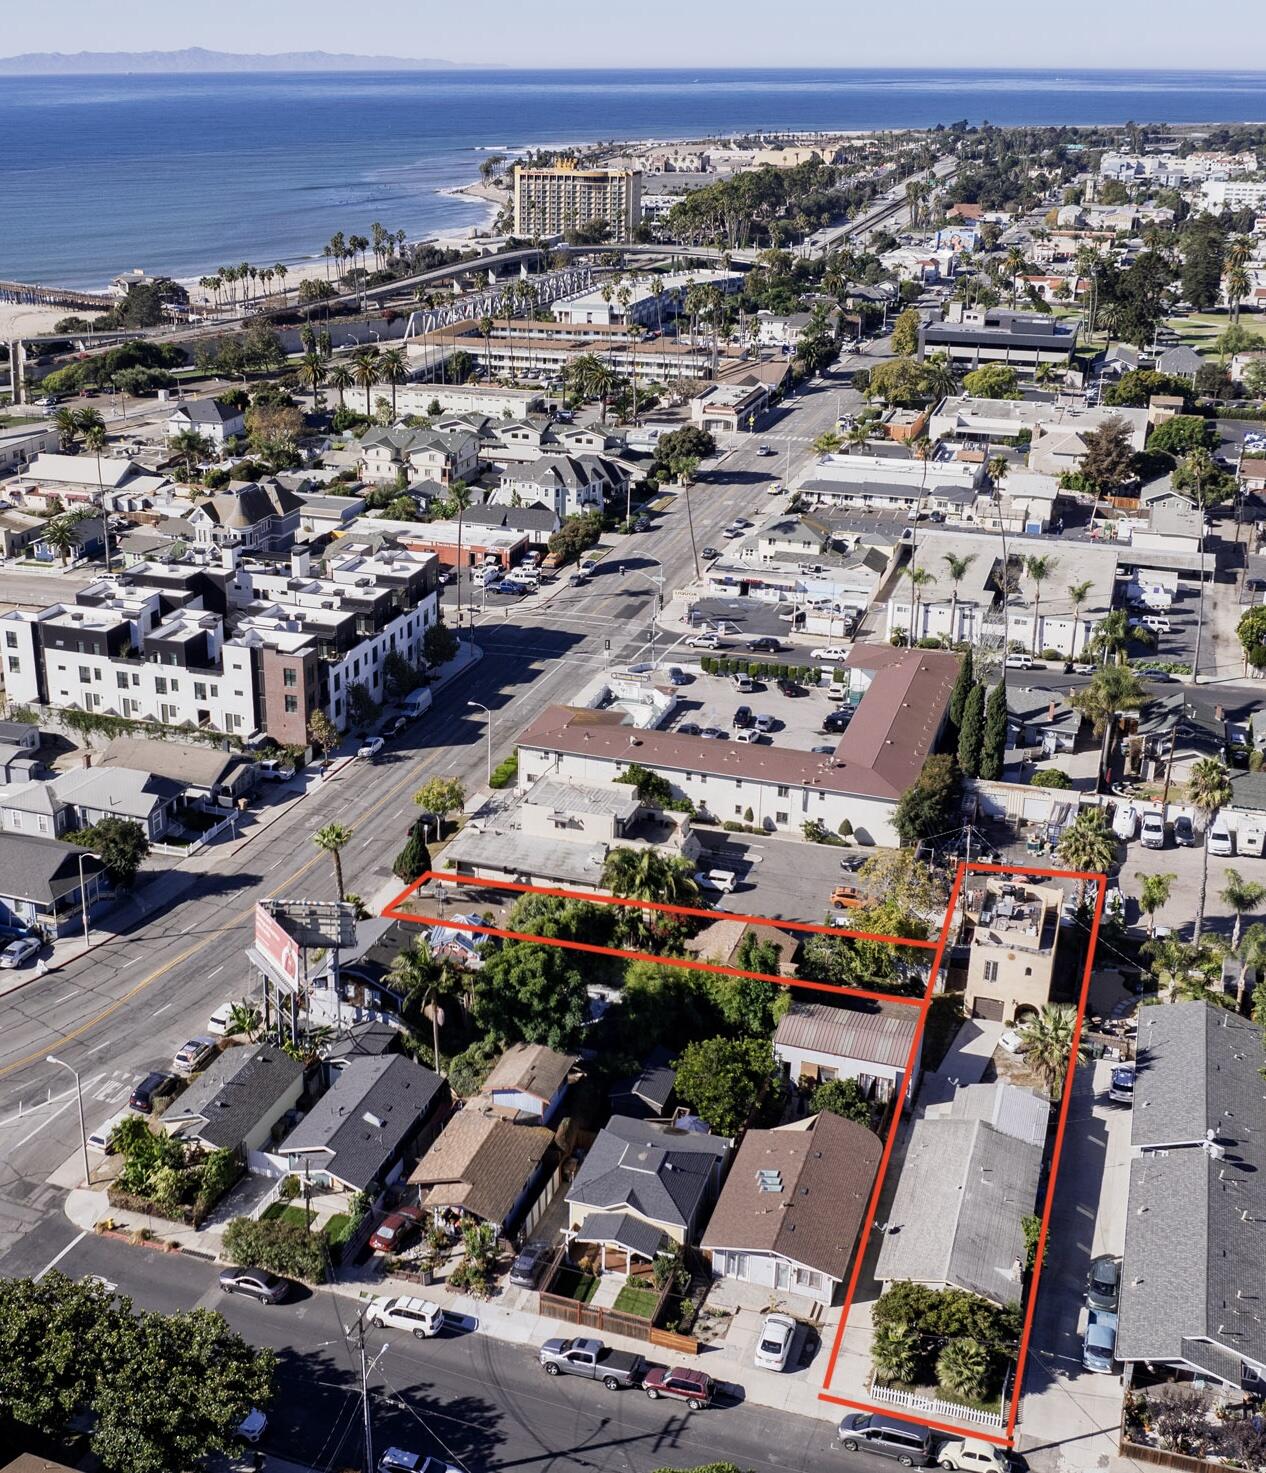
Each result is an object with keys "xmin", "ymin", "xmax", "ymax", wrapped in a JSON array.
[{"xmin": 962, "ymin": 877, "xmax": 1062, "ymax": 1023}]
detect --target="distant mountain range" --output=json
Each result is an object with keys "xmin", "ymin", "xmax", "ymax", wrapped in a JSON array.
[{"xmin": 0, "ymin": 46, "xmax": 466, "ymax": 74}]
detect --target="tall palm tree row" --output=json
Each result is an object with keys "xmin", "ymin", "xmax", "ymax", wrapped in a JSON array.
[
  {"xmin": 449, "ymin": 480, "xmax": 474, "ymax": 641},
  {"xmin": 351, "ymin": 346, "xmax": 382, "ymax": 418}
]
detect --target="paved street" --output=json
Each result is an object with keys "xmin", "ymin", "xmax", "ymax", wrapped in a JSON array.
[{"xmin": 11, "ymin": 1230, "xmax": 862, "ymax": 1473}]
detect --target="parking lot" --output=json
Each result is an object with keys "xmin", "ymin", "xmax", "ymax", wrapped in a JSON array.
[
  {"xmin": 659, "ymin": 669, "xmax": 849, "ymax": 753},
  {"xmin": 1115, "ymin": 821, "xmax": 1266, "ymax": 946},
  {"xmin": 690, "ymin": 829, "xmax": 871, "ymax": 925}
]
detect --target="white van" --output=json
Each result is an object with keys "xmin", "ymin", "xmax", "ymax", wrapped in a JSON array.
[
  {"xmin": 697, "ymin": 869, "xmax": 737, "ymax": 894},
  {"xmin": 479, "ymin": 564, "xmax": 503, "ymax": 586},
  {"xmin": 88, "ymin": 1108, "xmax": 133, "ymax": 1153},
  {"xmin": 1209, "ymin": 817, "xmax": 1235, "ymax": 857},
  {"xmin": 1112, "ymin": 804, "xmax": 1139, "ymax": 841},
  {"xmin": 207, "ymin": 1001, "xmax": 236, "ymax": 1037}
]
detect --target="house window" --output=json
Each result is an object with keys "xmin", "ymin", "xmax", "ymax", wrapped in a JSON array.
[
  {"xmin": 117, "ymin": 672, "xmax": 128, "ymax": 689},
  {"xmin": 776, "ymin": 811, "xmax": 789, "ymax": 824},
  {"xmin": 78, "ymin": 666, "xmax": 90, "ymax": 683},
  {"xmin": 284, "ymin": 695, "xmax": 299, "ymax": 714},
  {"xmin": 194, "ymin": 682, "xmax": 207, "ymax": 701},
  {"xmin": 4, "ymin": 632, "xmax": 16, "ymax": 649},
  {"xmin": 283, "ymin": 668, "xmax": 297, "ymax": 687},
  {"xmin": 155, "ymin": 677, "xmax": 167, "ymax": 695},
  {"xmin": 7, "ymin": 657, "xmax": 18, "ymax": 674},
  {"xmin": 777, "ymin": 785, "xmax": 789, "ymax": 797},
  {"xmin": 984, "ymin": 960, "xmax": 1000, "ymax": 982}
]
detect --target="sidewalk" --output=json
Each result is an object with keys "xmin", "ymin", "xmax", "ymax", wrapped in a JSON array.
[{"xmin": 63, "ymin": 1183, "xmax": 838, "ymax": 1427}]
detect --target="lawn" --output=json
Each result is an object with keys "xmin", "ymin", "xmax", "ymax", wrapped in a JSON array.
[
  {"xmin": 612, "ymin": 1282, "xmax": 660, "ymax": 1319},
  {"xmin": 551, "ymin": 1266, "xmax": 599, "ymax": 1304},
  {"xmin": 261, "ymin": 1202, "xmax": 315, "ymax": 1229}
]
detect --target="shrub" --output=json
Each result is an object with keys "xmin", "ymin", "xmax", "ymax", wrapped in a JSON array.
[
  {"xmin": 1030, "ymin": 768, "xmax": 1072, "ymax": 789},
  {"xmin": 488, "ymin": 752, "xmax": 518, "ymax": 789},
  {"xmin": 222, "ymin": 1215, "xmax": 328, "ymax": 1283}
]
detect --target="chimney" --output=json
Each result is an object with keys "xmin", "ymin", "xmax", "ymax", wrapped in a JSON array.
[
  {"xmin": 291, "ymin": 547, "xmax": 311, "ymax": 579},
  {"xmin": 221, "ymin": 546, "xmax": 240, "ymax": 574},
  {"xmin": 1048, "ymin": 699, "xmax": 1057, "ymax": 723}
]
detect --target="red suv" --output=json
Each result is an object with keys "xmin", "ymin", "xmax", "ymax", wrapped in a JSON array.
[{"xmin": 643, "ymin": 1367, "xmax": 714, "ymax": 1409}]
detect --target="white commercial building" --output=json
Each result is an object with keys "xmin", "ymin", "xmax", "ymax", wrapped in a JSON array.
[{"xmin": 1201, "ymin": 179, "xmax": 1266, "ymax": 211}]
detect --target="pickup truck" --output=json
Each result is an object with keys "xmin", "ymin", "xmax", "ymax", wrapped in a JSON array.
[{"xmin": 539, "ymin": 1337, "xmax": 646, "ymax": 1390}]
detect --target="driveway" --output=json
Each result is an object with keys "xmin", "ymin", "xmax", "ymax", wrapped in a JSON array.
[{"xmin": 1016, "ymin": 1059, "xmax": 1137, "ymax": 1473}]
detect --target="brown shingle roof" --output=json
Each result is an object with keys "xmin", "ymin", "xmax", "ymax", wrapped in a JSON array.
[
  {"xmin": 701, "ymin": 1112, "xmax": 882, "ymax": 1281},
  {"xmin": 411, "ymin": 1108, "xmax": 554, "ymax": 1225},
  {"xmin": 482, "ymin": 1042, "xmax": 576, "ymax": 1106}
]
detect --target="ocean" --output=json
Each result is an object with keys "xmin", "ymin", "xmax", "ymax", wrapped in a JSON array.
[{"xmin": 4, "ymin": 66, "xmax": 1266, "ymax": 290}]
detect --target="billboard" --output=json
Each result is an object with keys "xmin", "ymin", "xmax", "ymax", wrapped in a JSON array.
[{"xmin": 253, "ymin": 902, "xmax": 303, "ymax": 992}]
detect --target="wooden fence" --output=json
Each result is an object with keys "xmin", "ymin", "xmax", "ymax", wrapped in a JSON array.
[{"xmin": 1119, "ymin": 1439, "xmax": 1227, "ymax": 1472}]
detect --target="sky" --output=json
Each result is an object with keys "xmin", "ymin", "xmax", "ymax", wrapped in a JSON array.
[{"xmin": 3, "ymin": 0, "xmax": 1266, "ymax": 69}]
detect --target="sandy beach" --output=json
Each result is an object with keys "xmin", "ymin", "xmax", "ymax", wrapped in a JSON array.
[{"xmin": 0, "ymin": 301, "xmax": 87, "ymax": 340}]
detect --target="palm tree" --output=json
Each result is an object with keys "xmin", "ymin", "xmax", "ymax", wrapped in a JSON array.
[
  {"xmin": 1221, "ymin": 868, "xmax": 1266, "ymax": 950},
  {"xmin": 275, "ymin": 263, "xmax": 288, "ymax": 301},
  {"xmin": 943, "ymin": 553, "xmax": 976, "ymax": 643},
  {"xmin": 1142, "ymin": 934, "xmax": 1229, "ymax": 1006},
  {"xmin": 602, "ymin": 847, "xmax": 700, "ymax": 908},
  {"xmin": 298, "ymin": 351, "xmax": 326, "ymax": 413},
  {"xmin": 905, "ymin": 565, "xmax": 933, "ymax": 647},
  {"xmin": 1018, "ymin": 1003, "xmax": 1081, "ymax": 1100},
  {"xmin": 1057, "ymin": 809, "xmax": 1116, "ymax": 906},
  {"xmin": 378, "ymin": 347, "xmax": 409, "ymax": 418},
  {"xmin": 921, "ymin": 352, "xmax": 957, "ymax": 404},
  {"xmin": 1138, "ymin": 872, "xmax": 1176, "ymax": 939},
  {"xmin": 936, "ymin": 1338, "xmax": 991, "ymax": 1402},
  {"xmin": 76, "ymin": 411, "xmax": 111, "ymax": 571},
  {"xmin": 1225, "ymin": 264, "xmax": 1251, "ymax": 324},
  {"xmin": 1087, "ymin": 609, "xmax": 1135, "ymax": 669},
  {"xmin": 325, "ymin": 361, "xmax": 353, "ymax": 410},
  {"xmin": 1024, "ymin": 555, "xmax": 1057, "ymax": 655},
  {"xmin": 41, "ymin": 515, "xmax": 81, "ymax": 566},
  {"xmin": 846, "ymin": 422, "xmax": 870, "ymax": 455},
  {"xmin": 871, "ymin": 1318, "xmax": 919, "ymax": 1386},
  {"xmin": 170, "ymin": 428, "xmax": 212, "ymax": 482},
  {"xmin": 449, "ymin": 480, "xmax": 473, "ymax": 641},
  {"xmin": 226, "ymin": 1000, "xmax": 263, "ymax": 1041},
  {"xmin": 812, "ymin": 430, "xmax": 844, "ymax": 456},
  {"xmin": 1071, "ymin": 665, "xmax": 1144, "ymax": 783},
  {"xmin": 1003, "ymin": 247, "xmax": 1027, "ymax": 307},
  {"xmin": 53, "ymin": 406, "xmax": 82, "ymax": 449},
  {"xmin": 388, "ymin": 936, "xmax": 446, "ymax": 1071},
  {"xmin": 1189, "ymin": 757, "xmax": 1233, "ymax": 941},
  {"xmin": 1066, "ymin": 580, "xmax": 1093, "ymax": 660},
  {"xmin": 351, "ymin": 346, "xmax": 381, "ymax": 417},
  {"xmin": 312, "ymin": 821, "xmax": 353, "ymax": 901}
]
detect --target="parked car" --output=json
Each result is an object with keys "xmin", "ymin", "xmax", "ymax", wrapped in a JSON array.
[
  {"xmin": 257, "ymin": 758, "xmax": 295, "ymax": 782},
  {"xmin": 0, "ymin": 936, "xmax": 41, "ymax": 969},
  {"xmin": 701, "ymin": 547, "xmax": 720, "ymax": 560},
  {"xmin": 236, "ymin": 1409, "xmax": 268, "ymax": 1443},
  {"xmin": 754, "ymin": 1312, "xmax": 797, "ymax": 1372},
  {"xmin": 128, "ymin": 1071, "xmax": 178, "ymax": 1115},
  {"xmin": 1082, "ymin": 1308, "xmax": 1120, "ymax": 1373},
  {"xmin": 747, "ymin": 636, "xmax": 784, "ymax": 654},
  {"xmin": 732, "ymin": 673, "xmax": 756, "ymax": 693},
  {"xmin": 1141, "ymin": 615, "xmax": 1171, "ymax": 634},
  {"xmin": 1173, "ymin": 814, "xmax": 1195, "ymax": 847},
  {"xmin": 358, "ymin": 737, "xmax": 385, "ymax": 760},
  {"xmin": 676, "ymin": 721, "xmax": 702, "ymax": 736},
  {"xmin": 822, "ymin": 710, "xmax": 852, "ymax": 733},
  {"xmin": 492, "ymin": 580, "xmax": 528, "ymax": 596},
  {"xmin": 836, "ymin": 1410, "xmax": 936, "ymax": 1464},
  {"xmin": 1004, "ymin": 653, "xmax": 1034, "ymax": 670},
  {"xmin": 754, "ymin": 713, "xmax": 776, "ymax": 733},
  {"xmin": 510, "ymin": 1241, "xmax": 553, "ymax": 1288},
  {"xmin": 934, "ymin": 1437, "xmax": 1016, "ymax": 1472},
  {"xmin": 568, "ymin": 570, "xmax": 591, "ymax": 586},
  {"xmin": 173, "ymin": 1037, "xmax": 217, "ymax": 1073},
  {"xmin": 999, "ymin": 1029, "xmax": 1024, "ymax": 1055},
  {"xmin": 539, "ymin": 1337, "xmax": 646, "ymax": 1390},
  {"xmin": 699, "ymin": 726, "xmax": 727, "ymax": 740},
  {"xmin": 811, "ymin": 646, "xmax": 848, "ymax": 662},
  {"xmin": 87, "ymin": 1108, "xmax": 132, "ymax": 1153},
  {"xmin": 1087, "ymin": 1255, "xmax": 1121, "ymax": 1311},
  {"xmin": 697, "ymin": 869, "xmax": 737, "ymax": 894},
  {"xmin": 812, "ymin": 744, "xmax": 836, "ymax": 754},
  {"xmin": 378, "ymin": 1451, "xmax": 459, "ymax": 1473},
  {"xmin": 386, "ymin": 715, "xmax": 409, "ymax": 738},
  {"xmin": 1209, "ymin": 816, "xmax": 1235, "ymax": 856},
  {"xmin": 369, "ymin": 1206, "xmax": 425, "ymax": 1254},
  {"xmin": 735, "ymin": 727, "xmax": 761, "ymax": 743},
  {"xmin": 368, "ymin": 1295, "xmax": 445, "ymax": 1338},
  {"xmin": 643, "ymin": 1366, "xmax": 714, "ymax": 1409},
  {"xmin": 722, "ymin": 524, "xmax": 744, "ymax": 539},
  {"xmin": 1112, "ymin": 804, "xmax": 1139, "ymax": 842},
  {"xmin": 733, "ymin": 705, "xmax": 754, "ymax": 729},
  {"xmin": 776, "ymin": 677, "xmax": 805, "ymax": 697},
  {"xmin": 218, "ymin": 1267, "xmax": 290, "ymax": 1304},
  {"xmin": 1140, "ymin": 811, "xmax": 1166, "ymax": 849},
  {"xmin": 665, "ymin": 666, "xmax": 691, "ymax": 686},
  {"xmin": 1109, "ymin": 1066, "xmax": 1136, "ymax": 1104}
]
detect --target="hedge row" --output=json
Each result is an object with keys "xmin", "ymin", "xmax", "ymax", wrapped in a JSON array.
[{"xmin": 698, "ymin": 655, "xmax": 844, "ymax": 683}]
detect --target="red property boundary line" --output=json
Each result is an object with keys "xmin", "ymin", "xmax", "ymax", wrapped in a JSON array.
[
  {"xmin": 381, "ymin": 861, "xmax": 1106, "ymax": 1448},
  {"xmin": 819, "ymin": 860, "xmax": 1107, "ymax": 1448}
]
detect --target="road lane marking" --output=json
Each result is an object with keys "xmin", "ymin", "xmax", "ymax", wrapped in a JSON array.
[
  {"xmin": 34, "ymin": 1230, "xmax": 87, "ymax": 1281},
  {"xmin": 9, "ymin": 1095, "xmax": 79, "ymax": 1150}
]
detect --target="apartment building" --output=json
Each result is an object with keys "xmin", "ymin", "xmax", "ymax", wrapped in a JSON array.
[
  {"xmin": 551, "ymin": 269, "xmax": 740, "ymax": 328},
  {"xmin": 918, "ymin": 306, "xmax": 1079, "ymax": 374},
  {"xmin": 358, "ymin": 426, "xmax": 482, "ymax": 488},
  {"xmin": 490, "ymin": 453, "xmax": 626, "ymax": 519},
  {"xmin": 512, "ymin": 161, "xmax": 642, "ymax": 238},
  {"xmin": 960, "ymin": 876, "xmax": 1062, "ymax": 1023},
  {"xmin": 1200, "ymin": 178, "xmax": 1266, "ymax": 211}
]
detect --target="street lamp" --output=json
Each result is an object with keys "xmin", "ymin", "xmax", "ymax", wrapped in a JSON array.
[
  {"xmin": 46, "ymin": 1055, "xmax": 90, "ymax": 1188},
  {"xmin": 75, "ymin": 852, "xmax": 91, "ymax": 949},
  {"xmin": 467, "ymin": 701, "xmax": 493, "ymax": 786}
]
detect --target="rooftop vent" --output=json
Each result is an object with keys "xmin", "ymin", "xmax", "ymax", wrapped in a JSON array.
[
  {"xmin": 757, "ymin": 1169, "xmax": 783, "ymax": 1194},
  {"xmin": 362, "ymin": 1111, "xmax": 386, "ymax": 1129}
]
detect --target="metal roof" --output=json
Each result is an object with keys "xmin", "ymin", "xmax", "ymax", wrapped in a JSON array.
[{"xmin": 773, "ymin": 1001, "xmax": 919, "ymax": 1071}]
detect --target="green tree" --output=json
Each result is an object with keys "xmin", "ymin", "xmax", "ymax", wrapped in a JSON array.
[
  {"xmin": 378, "ymin": 346, "xmax": 409, "ymax": 416},
  {"xmin": 1024, "ymin": 555, "xmax": 1057, "ymax": 655},
  {"xmin": 41, "ymin": 515, "xmax": 82, "ymax": 566},
  {"xmin": 1189, "ymin": 757, "xmax": 1233, "ymax": 940},
  {"xmin": 226, "ymin": 1000, "xmax": 262, "ymax": 1041},
  {"xmin": 871, "ymin": 1317, "xmax": 920, "ymax": 1385},
  {"xmin": 866, "ymin": 356, "xmax": 931, "ymax": 407},
  {"xmin": 673, "ymin": 1036, "xmax": 777, "ymax": 1136},
  {"xmin": 392, "ymin": 823, "xmax": 433, "ymax": 885},
  {"xmin": 325, "ymin": 361, "xmax": 354, "ymax": 408},
  {"xmin": 889, "ymin": 307, "xmax": 921, "ymax": 357},
  {"xmin": 811, "ymin": 1076, "xmax": 873, "ymax": 1127},
  {"xmin": 894, "ymin": 753, "xmax": 960, "ymax": 845},
  {"xmin": 1071, "ymin": 665, "xmax": 1145, "ymax": 780},
  {"xmin": 307, "ymin": 709, "xmax": 338, "ymax": 757},
  {"xmin": 312, "ymin": 821, "xmax": 352, "ymax": 900},
  {"xmin": 1078, "ymin": 416, "xmax": 1137, "ymax": 493},
  {"xmin": 471, "ymin": 940, "xmax": 588, "ymax": 1051},
  {"xmin": 979, "ymin": 679, "xmax": 1008, "ymax": 782},
  {"xmin": 798, "ymin": 898, "xmax": 930, "ymax": 993},
  {"xmin": 64, "ymin": 816, "xmax": 149, "ymax": 889},
  {"xmin": 957, "ymin": 683, "xmax": 986, "ymax": 779},
  {"xmin": 1103, "ymin": 369, "xmax": 1193, "ymax": 409},
  {"xmin": 1018, "ymin": 1003, "xmax": 1081, "ymax": 1100},
  {"xmin": 423, "ymin": 618, "xmax": 460, "ymax": 666},
  {"xmin": 961, "ymin": 363, "xmax": 1020, "ymax": 400},
  {"xmin": 413, "ymin": 776, "xmax": 466, "ymax": 827},
  {"xmin": 1030, "ymin": 768, "xmax": 1072, "ymax": 789},
  {"xmin": 943, "ymin": 555, "xmax": 977, "ymax": 646},
  {"xmin": 1220, "ymin": 868, "xmax": 1266, "ymax": 950},
  {"xmin": 1237, "ymin": 606, "xmax": 1266, "ymax": 669},
  {"xmin": 1137, "ymin": 872, "xmax": 1176, "ymax": 939},
  {"xmin": 1147, "ymin": 415, "xmax": 1213, "ymax": 457},
  {"xmin": 936, "ymin": 1337, "xmax": 991, "ymax": 1402},
  {"xmin": 1173, "ymin": 446, "xmax": 1236, "ymax": 505},
  {"xmin": 388, "ymin": 935, "xmax": 447, "ymax": 1070},
  {"xmin": 1056, "ymin": 808, "xmax": 1116, "ymax": 905},
  {"xmin": 602, "ymin": 846, "xmax": 700, "ymax": 907},
  {"xmin": 947, "ymin": 647, "xmax": 975, "ymax": 737}
]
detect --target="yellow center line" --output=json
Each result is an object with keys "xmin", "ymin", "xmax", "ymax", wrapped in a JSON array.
[{"xmin": 0, "ymin": 752, "xmax": 430, "ymax": 1083}]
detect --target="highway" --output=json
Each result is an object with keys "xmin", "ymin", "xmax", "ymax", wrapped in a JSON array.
[{"xmin": 0, "ymin": 354, "xmax": 862, "ymax": 1271}]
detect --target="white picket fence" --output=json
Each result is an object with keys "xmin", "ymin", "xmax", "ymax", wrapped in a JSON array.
[
  {"xmin": 152, "ymin": 808, "xmax": 240, "ymax": 858},
  {"xmin": 869, "ymin": 1379, "xmax": 1006, "ymax": 1431}
]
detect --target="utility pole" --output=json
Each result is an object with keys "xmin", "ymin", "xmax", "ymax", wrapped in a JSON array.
[{"xmin": 357, "ymin": 1316, "xmax": 374, "ymax": 1473}]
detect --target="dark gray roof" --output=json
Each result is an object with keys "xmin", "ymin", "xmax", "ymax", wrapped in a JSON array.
[
  {"xmin": 324, "ymin": 1020, "xmax": 401, "ymax": 1065},
  {"xmin": 276, "ymin": 1054, "xmax": 444, "ymax": 1191},
  {"xmin": 174, "ymin": 398, "xmax": 242, "ymax": 427},
  {"xmin": 1118, "ymin": 1003, "xmax": 1266, "ymax": 1378},
  {"xmin": 0, "ymin": 833, "xmax": 103, "ymax": 906},
  {"xmin": 875, "ymin": 1115, "xmax": 1040, "ymax": 1306},
  {"xmin": 572, "ymin": 1210, "xmax": 668, "ymax": 1260},
  {"xmin": 462, "ymin": 504, "xmax": 559, "ymax": 535},
  {"xmin": 614, "ymin": 1046, "xmax": 678, "ymax": 1114},
  {"xmin": 0, "ymin": 721, "xmax": 37, "ymax": 744},
  {"xmin": 921, "ymin": 311, "xmax": 1077, "ymax": 354},
  {"xmin": 566, "ymin": 1115, "xmax": 729, "ymax": 1232},
  {"xmin": 163, "ymin": 1043, "xmax": 302, "ymax": 1151}
]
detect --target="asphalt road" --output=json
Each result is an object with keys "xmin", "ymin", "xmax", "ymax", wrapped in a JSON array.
[
  {"xmin": 22, "ymin": 1230, "xmax": 861, "ymax": 1473},
  {"xmin": 0, "ymin": 361, "xmax": 857, "ymax": 1271}
]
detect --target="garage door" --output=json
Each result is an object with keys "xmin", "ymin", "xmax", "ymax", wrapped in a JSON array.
[{"xmin": 973, "ymin": 996, "xmax": 1006, "ymax": 1021}]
